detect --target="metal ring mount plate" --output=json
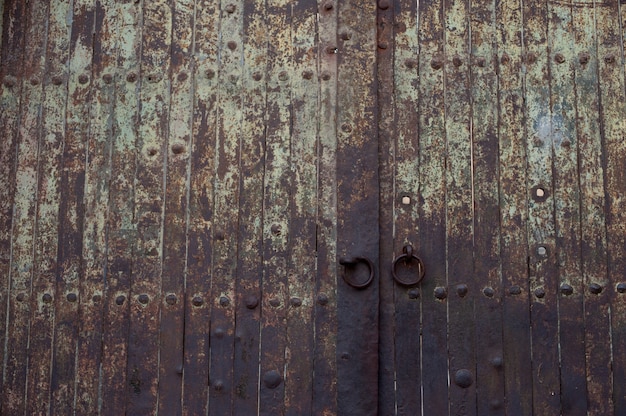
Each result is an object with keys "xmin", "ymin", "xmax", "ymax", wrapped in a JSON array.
[
  {"xmin": 339, "ymin": 256, "xmax": 375, "ymax": 289},
  {"xmin": 392, "ymin": 249, "xmax": 425, "ymax": 286}
]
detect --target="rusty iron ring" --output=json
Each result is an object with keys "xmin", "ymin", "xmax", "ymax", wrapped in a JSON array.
[
  {"xmin": 392, "ymin": 245, "xmax": 425, "ymax": 286},
  {"xmin": 339, "ymin": 256, "xmax": 375, "ymax": 289}
]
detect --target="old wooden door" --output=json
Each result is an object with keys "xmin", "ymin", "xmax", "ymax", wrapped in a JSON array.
[{"xmin": 1, "ymin": 0, "xmax": 626, "ymax": 415}]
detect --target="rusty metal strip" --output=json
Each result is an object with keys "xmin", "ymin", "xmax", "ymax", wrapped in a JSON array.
[
  {"xmin": 0, "ymin": 3, "xmax": 27, "ymax": 414},
  {"xmin": 547, "ymin": 0, "xmax": 588, "ymax": 412},
  {"xmin": 312, "ymin": 0, "xmax": 338, "ymax": 412},
  {"xmin": 231, "ymin": 0, "xmax": 267, "ymax": 412},
  {"xmin": 207, "ymin": 0, "xmax": 243, "ymax": 412},
  {"xmin": 258, "ymin": 0, "xmax": 292, "ymax": 412},
  {"xmin": 157, "ymin": 1, "xmax": 194, "ymax": 413},
  {"xmin": 470, "ymin": 0, "xmax": 505, "ymax": 413},
  {"xmin": 417, "ymin": 0, "xmax": 448, "ymax": 413},
  {"xmin": 50, "ymin": 1, "xmax": 95, "ymax": 413},
  {"xmin": 596, "ymin": 0, "xmax": 626, "ymax": 412},
  {"xmin": 73, "ymin": 1, "xmax": 117, "ymax": 412},
  {"xmin": 335, "ymin": 0, "xmax": 379, "ymax": 413},
  {"xmin": 182, "ymin": 0, "xmax": 219, "ymax": 414},
  {"xmin": 125, "ymin": 1, "xmax": 172, "ymax": 413},
  {"xmin": 376, "ymin": 0, "xmax": 396, "ymax": 412},
  {"xmin": 522, "ymin": 0, "xmax": 561, "ymax": 412},
  {"xmin": 2, "ymin": 1, "xmax": 49, "ymax": 413},
  {"xmin": 495, "ymin": 2, "xmax": 533, "ymax": 414},
  {"xmin": 443, "ymin": 0, "xmax": 475, "ymax": 413},
  {"xmin": 99, "ymin": 2, "xmax": 141, "ymax": 413},
  {"xmin": 573, "ymin": 2, "xmax": 612, "ymax": 414},
  {"xmin": 283, "ymin": 1, "xmax": 317, "ymax": 414}
]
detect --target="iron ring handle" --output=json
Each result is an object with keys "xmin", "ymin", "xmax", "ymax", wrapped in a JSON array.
[
  {"xmin": 391, "ymin": 245, "xmax": 425, "ymax": 286},
  {"xmin": 339, "ymin": 256, "xmax": 375, "ymax": 289}
]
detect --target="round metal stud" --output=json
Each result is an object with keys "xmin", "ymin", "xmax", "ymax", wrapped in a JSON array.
[
  {"xmin": 92, "ymin": 294, "xmax": 101, "ymax": 303},
  {"xmin": 323, "ymin": 2, "xmax": 333, "ymax": 10},
  {"xmin": 263, "ymin": 370, "xmax": 282, "ymax": 389},
  {"xmin": 253, "ymin": 71, "xmax": 263, "ymax": 81},
  {"xmin": 317, "ymin": 293, "xmax": 329, "ymax": 305},
  {"xmin": 434, "ymin": 287, "xmax": 447, "ymax": 300},
  {"xmin": 126, "ymin": 72, "xmax": 137, "ymax": 83},
  {"xmin": 408, "ymin": 289, "xmax": 420, "ymax": 299},
  {"xmin": 378, "ymin": 42, "xmax": 388, "ymax": 50},
  {"xmin": 67, "ymin": 293, "xmax": 78, "ymax": 302},
  {"xmin": 269, "ymin": 298, "xmax": 280, "ymax": 307},
  {"xmin": 617, "ymin": 283, "xmax": 626, "ymax": 294},
  {"xmin": 431, "ymin": 58, "xmax": 443, "ymax": 70},
  {"xmin": 456, "ymin": 284, "xmax": 468, "ymax": 298},
  {"xmin": 225, "ymin": 4, "xmax": 236, "ymax": 13},
  {"xmin": 271, "ymin": 223, "xmax": 282, "ymax": 236},
  {"xmin": 78, "ymin": 74, "xmax": 89, "ymax": 84},
  {"xmin": 245, "ymin": 295, "xmax": 259, "ymax": 309},
  {"xmin": 42, "ymin": 293, "xmax": 53, "ymax": 303},
  {"xmin": 227, "ymin": 41, "xmax": 237, "ymax": 51},
  {"xmin": 483, "ymin": 287, "xmax": 495, "ymax": 298},
  {"xmin": 604, "ymin": 54, "xmax": 616, "ymax": 64},
  {"xmin": 171, "ymin": 143, "xmax": 185, "ymax": 154},
  {"xmin": 30, "ymin": 77, "xmax": 40, "ymax": 86},
  {"xmin": 500, "ymin": 53, "xmax": 510, "ymax": 65},
  {"xmin": 534, "ymin": 287, "xmax": 546, "ymax": 299},
  {"xmin": 138, "ymin": 294, "xmax": 150, "ymax": 304},
  {"xmin": 302, "ymin": 70, "xmax": 313, "ymax": 80},
  {"xmin": 213, "ymin": 380, "xmax": 224, "ymax": 391},
  {"xmin": 290, "ymin": 297, "xmax": 302, "ymax": 307},
  {"xmin": 220, "ymin": 296, "xmax": 230, "ymax": 307},
  {"xmin": 103, "ymin": 74, "xmax": 113, "ymax": 84},
  {"xmin": 537, "ymin": 246, "xmax": 548, "ymax": 257},
  {"xmin": 166, "ymin": 294, "xmax": 177, "ymax": 305},
  {"xmin": 554, "ymin": 53, "xmax": 565, "ymax": 64},
  {"xmin": 454, "ymin": 369, "xmax": 473, "ymax": 388},
  {"xmin": 526, "ymin": 53, "xmax": 537, "ymax": 65},
  {"xmin": 116, "ymin": 295, "xmax": 126, "ymax": 305},
  {"xmin": 452, "ymin": 56, "xmax": 463, "ymax": 67},
  {"xmin": 589, "ymin": 283, "xmax": 603, "ymax": 295},
  {"xmin": 405, "ymin": 59, "xmax": 417, "ymax": 69},
  {"xmin": 278, "ymin": 71, "xmax": 288, "ymax": 82},
  {"xmin": 214, "ymin": 327, "xmax": 225, "ymax": 339},
  {"xmin": 509, "ymin": 286, "xmax": 522, "ymax": 295},
  {"xmin": 491, "ymin": 356, "xmax": 503, "ymax": 368},
  {"xmin": 177, "ymin": 72, "xmax": 188, "ymax": 82},
  {"xmin": 340, "ymin": 32, "xmax": 352, "ymax": 41},
  {"xmin": 52, "ymin": 75, "xmax": 64, "ymax": 85},
  {"xmin": 378, "ymin": 0, "xmax": 390, "ymax": 9},
  {"xmin": 341, "ymin": 123, "xmax": 352, "ymax": 133},
  {"xmin": 321, "ymin": 72, "xmax": 332, "ymax": 81},
  {"xmin": 16, "ymin": 293, "xmax": 25, "ymax": 302},
  {"xmin": 205, "ymin": 69, "xmax": 215, "ymax": 79},
  {"xmin": 560, "ymin": 284, "xmax": 573, "ymax": 296},
  {"xmin": 192, "ymin": 296, "xmax": 204, "ymax": 307},
  {"xmin": 579, "ymin": 52, "xmax": 590, "ymax": 65}
]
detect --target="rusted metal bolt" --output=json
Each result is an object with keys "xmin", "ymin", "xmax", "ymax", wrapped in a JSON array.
[
  {"xmin": 205, "ymin": 69, "xmax": 215, "ymax": 79},
  {"xmin": 177, "ymin": 72, "xmax": 188, "ymax": 82},
  {"xmin": 138, "ymin": 294, "xmax": 150, "ymax": 304},
  {"xmin": 537, "ymin": 246, "xmax": 548, "ymax": 257},
  {"xmin": 116, "ymin": 295, "xmax": 126, "ymax": 305},
  {"xmin": 42, "ymin": 293, "xmax": 53, "ymax": 303},
  {"xmin": 340, "ymin": 32, "xmax": 351, "ymax": 41},
  {"xmin": 434, "ymin": 287, "xmax": 447, "ymax": 300},
  {"xmin": 147, "ymin": 147, "xmax": 158, "ymax": 157},
  {"xmin": 431, "ymin": 57, "xmax": 443, "ymax": 70},
  {"xmin": 405, "ymin": 59, "xmax": 417, "ymax": 69},
  {"xmin": 263, "ymin": 370, "xmax": 282, "ymax": 389},
  {"xmin": 214, "ymin": 327, "xmax": 225, "ymax": 338},
  {"xmin": 213, "ymin": 380, "xmax": 224, "ymax": 391},
  {"xmin": 269, "ymin": 298, "xmax": 280, "ymax": 307},
  {"xmin": 454, "ymin": 369, "xmax": 473, "ymax": 388},
  {"xmin": 509, "ymin": 286, "xmax": 521, "ymax": 295},
  {"xmin": 589, "ymin": 283, "xmax": 603, "ymax": 294},
  {"xmin": 323, "ymin": 2, "xmax": 333, "ymax": 11},
  {"xmin": 321, "ymin": 72, "xmax": 332, "ymax": 81},
  {"xmin": 290, "ymin": 297, "xmax": 302, "ymax": 307},
  {"xmin": 245, "ymin": 295, "xmax": 259, "ymax": 309},
  {"xmin": 341, "ymin": 352, "xmax": 350, "ymax": 359},
  {"xmin": 165, "ymin": 294, "xmax": 177, "ymax": 305},
  {"xmin": 560, "ymin": 284, "xmax": 573, "ymax": 296},
  {"xmin": 253, "ymin": 71, "xmax": 263, "ymax": 81},
  {"xmin": 341, "ymin": 123, "xmax": 352, "ymax": 133},
  {"xmin": 271, "ymin": 224, "xmax": 282, "ymax": 236},
  {"xmin": 476, "ymin": 57, "xmax": 486, "ymax": 67},
  {"xmin": 491, "ymin": 356, "xmax": 503, "ymax": 368},
  {"xmin": 52, "ymin": 75, "xmax": 64, "ymax": 85},
  {"xmin": 103, "ymin": 73, "xmax": 113, "ymax": 84},
  {"xmin": 534, "ymin": 287, "xmax": 546, "ymax": 299},
  {"xmin": 3, "ymin": 76, "xmax": 16, "ymax": 87},
  {"xmin": 278, "ymin": 71, "xmax": 288, "ymax": 81},
  {"xmin": 526, "ymin": 53, "xmax": 536, "ymax": 65},
  {"xmin": 378, "ymin": 42, "xmax": 388, "ymax": 50},
  {"xmin": 67, "ymin": 293, "xmax": 78, "ymax": 302},
  {"xmin": 604, "ymin": 54, "xmax": 616, "ymax": 64},
  {"xmin": 171, "ymin": 143, "xmax": 185, "ymax": 154},
  {"xmin": 408, "ymin": 289, "xmax": 419, "ymax": 299},
  {"xmin": 561, "ymin": 139, "xmax": 571, "ymax": 148},
  {"xmin": 317, "ymin": 293, "xmax": 329, "ymax": 305},
  {"xmin": 78, "ymin": 74, "xmax": 89, "ymax": 84},
  {"xmin": 92, "ymin": 294, "xmax": 101, "ymax": 303},
  {"xmin": 378, "ymin": 0, "xmax": 390, "ymax": 9},
  {"xmin": 30, "ymin": 77, "xmax": 40, "ymax": 86},
  {"xmin": 225, "ymin": 4, "xmax": 236, "ymax": 13},
  {"xmin": 192, "ymin": 296, "xmax": 204, "ymax": 306},
  {"xmin": 219, "ymin": 296, "xmax": 230, "ymax": 306},
  {"xmin": 302, "ymin": 70, "xmax": 313, "ymax": 80},
  {"xmin": 456, "ymin": 284, "xmax": 468, "ymax": 298},
  {"xmin": 16, "ymin": 293, "xmax": 25, "ymax": 302},
  {"xmin": 617, "ymin": 283, "xmax": 626, "ymax": 293},
  {"xmin": 227, "ymin": 41, "xmax": 237, "ymax": 51},
  {"xmin": 500, "ymin": 53, "xmax": 510, "ymax": 65},
  {"xmin": 483, "ymin": 287, "xmax": 495, "ymax": 298},
  {"xmin": 554, "ymin": 53, "xmax": 565, "ymax": 64},
  {"xmin": 452, "ymin": 56, "xmax": 463, "ymax": 67},
  {"xmin": 579, "ymin": 52, "xmax": 590, "ymax": 65},
  {"xmin": 214, "ymin": 230, "xmax": 225, "ymax": 241},
  {"xmin": 126, "ymin": 72, "xmax": 137, "ymax": 82}
]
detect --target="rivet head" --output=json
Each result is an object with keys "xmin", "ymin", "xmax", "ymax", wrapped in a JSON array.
[
  {"xmin": 537, "ymin": 246, "xmax": 548, "ymax": 257},
  {"xmin": 171, "ymin": 143, "xmax": 185, "ymax": 154},
  {"xmin": 491, "ymin": 356, "xmax": 503, "ymax": 368},
  {"xmin": 192, "ymin": 296, "xmax": 204, "ymax": 306},
  {"xmin": 534, "ymin": 287, "xmax": 546, "ymax": 299},
  {"xmin": 227, "ymin": 41, "xmax": 237, "ymax": 50},
  {"xmin": 317, "ymin": 293, "xmax": 329, "ymax": 305},
  {"xmin": 431, "ymin": 57, "xmax": 443, "ymax": 70},
  {"xmin": 147, "ymin": 147, "xmax": 158, "ymax": 157},
  {"xmin": 456, "ymin": 284, "xmax": 468, "ymax": 298},
  {"xmin": 290, "ymin": 297, "xmax": 302, "ymax": 307},
  {"xmin": 16, "ymin": 293, "xmax": 25, "ymax": 302},
  {"xmin": 323, "ymin": 2, "xmax": 333, "ymax": 10},
  {"xmin": 269, "ymin": 298, "xmax": 280, "ymax": 307},
  {"xmin": 560, "ymin": 283, "xmax": 573, "ymax": 296},
  {"xmin": 52, "ymin": 75, "xmax": 64, "ymax": 85},
  {"xmin": 341, "ymin": 123, "xmax": 352, "ymax": 133},
  {"xmin": 92, "ymin": 294, "xmax": 101, "ymax": 303},
  {"xmin": 67, "ymin": 293, "xmax": 78, "ymax": 302},
  {"xmin": 526, "ymin": 53, "xmax": 536, "ymax": 65},
  {"xmin": 252, "ymin": 71, "xmax": 262, "ymax": 81},
  {"xmin": 245, "ymin": 295, "xmax": 259, "ymax": 309},
  {"xmin": 378, "ymin": 0, "xmax": 390, "ymax": 9},
  {"xmin": 177, "ymin": 72, "xmax": 188, "ymax": 82},
  {"xmin": 579, "ymin": 52, "xmax": 590, "ymax": 65},
  {"xmin": 278, "ymin": 71, "xmax": 288, "ymax": 81},
  {"xmin": 229, "ymin": 74, "xmax": 238, "ymax": 84},
  {"xmin": 213, "ymin": 380, "xmax": 224, "ymax": 391},
  {"xmin": 219, "ymin": 296, "xmax": 230, "ymax": 307},
  {"xmin": 561, "ymin": 139, "xmax": 571, "ymax": 148},
  {"xmin": 30, "ymin": 77, "xmax": 40, "ymax": 86},
  {"xmin": 263, "ymin": 370, "xmax": 282, "ymax": 389},
  {"xmin": 378, "ymin": 42, "xmax": 388, "ymax": 50},
  {"xmin": 341, "ymin": 351, "xmax": 350, "ymax": 360},
  {"xmin": 78, "ymin": 74, "xmax": 89, "ymax": 84},
  {"xmin": 126, "ymin": 72, "xmax": 137, "ymax": 83},
  {"xmin": 165, "ymin": 294, "xmax": 177, "ymax": 305},
  {"xmin": 340, "ymin": 32, "xmax": 351, "ymax": 41},
  {"xmin": 271, "ymin": 224, "xmax": 282, "ymax": 236},
  {"xmin": 434, "ymin": 287, "xmax": 447, "ymax": 300},
  {"xmin": 589, "ymin": 283, "xmax": 603, "ymax": 295},
  {"xmin": 205, "ymin": 69, "xmax": 215, "ymax": 79},
  {"xmin": 321, "ymin": 72, "xmax": 332, "ymax": 81},
  {"xmin": 102, "ymin": 74, "xmax": 113, "ymax": 84},
  {"xmin": 408, "ymin": 288, "xmax": 419, "ymax": 299},
  {"xmin": 554, "ymin": 53, "xmax": 565, "ymax": 64},
  {"xmin": 617, "ymin": 283, "xmax": 626, "ymax": 293},
  {"xmin": 116, "ymin": 295, "xmax": 126, "ymax": 305},
  {"xmin": 302, "ymin": 70, "xmax": 313, "ymax": 80},
  {"xmin": 483, "ymin": 287, "xmax": 495, "ymax": 298},
  {"xmin": 452, "ymin": 56, "xmax": 463, "ymax": 67},
  {"xmin": 3, "ymin": 76, "xmax": 16, "ymax": 87},
  {"xmin": 500, "ymin": 53, "xmax": 510, "ymax": 65},
  {"xmin": 476, "ymin": 57, "xmax": 486, "ymax": 67},
  {"xmin": 509, "ymin": 286, "xmax": 522, "ymax": 295},
  {"xmin": 138, "ymin": 294, "xmax": 150, "ymax": 304},
  {"xmin": 214, "ymin": 327, "xmax": 225, "ymax": 338},
  {"xmin": 533, "ymin": 137, "xmax": 544, "ymax": 147},
  {"xmin": 225, "ymin": 4, "xmax": 236, "ymax": 13},
  {"xmin": 604, "ymin": 54, "xmax": 616, "ymax": 64},
  {"xmin": 327, "ymin": 46, "xmax": 338, "ymax": 54},
  {"xmin": 405, "ymin": 59, "xmax": 417, "ymax": 69},
  {"xmin": 454, "ymin": 369, "xmax": 473, "ymax": 388},
  {"xmin": 42, "ymin": 293, "xmax": 53, "ymax": 303}
]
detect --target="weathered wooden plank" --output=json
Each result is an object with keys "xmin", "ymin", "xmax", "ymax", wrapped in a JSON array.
[
  {"xmin": 0, "ymin": 3, "xmax": 27, "ymax": 413},
  {"xmin": 2, "ymin": 0, "xmax": 48, "ymax": 413},
  {"xmin": 231, "ymin": 0, "xmax": 267, "ymax": 412},
  {"xmin": 443, "ymin": 0, "xmax": 475, "ymax": 413},
  {"xmin": 335, "ymin": 0, "xmax": 378, "ymax": 413},
  {"xmin": 258, "ymin": 0, "xmax": 291, "ymax": 413},
  {"xmin": 596, "ymin": 0, "xmax": 626, "ymax": 413},
  {"xmin": 73, "ymin": 1, "xmax": 117, "ymax": 411},
  {"xmin": 417, "ymin": 0, "xmax": 448, "ymax": 413},
  {"xmin": 157, "ymin": 1, "xmax": 194, "ymax": 413},
  {"xmin": 313, "ymin": 0, "xmax": 338, "ymax": 412},
  {"xmin": 522, "ymin": 0, "xmax": 561, "ymax": 413},
  {"xmin": 125, "ymin": 1, "xmax": 172, "ymax": 413},
  {"xmin": 470, "ymin": 0, "xmax": 504, "ymax": 413},
  {"xmin": 284, "ymin": 1, "xmax": 317, "ymax": 414},
  {"xmin": 50, "ymin": 1, "xmax": 95, "ymax": 413},
  {"xmin": 100, "ymin": 2, "xmax": 141, "ymax": 413},
  {"xmin": 182, "ymin": 0, "xmax": 219, "ymax": 413},
  {"xmin": 495, "ymin": 2, "xmax": 532, "ymax": 414},
  {"xmin": 547, "ymin": 1, "xmax": 587, "ymax": 413},
  {"xmin": 573, "ymin": 2, "xmax": 611, "ymax": 414},
  {"xmin": 207, "ymin": 0, "xmax": 243, "ymax": 412}
]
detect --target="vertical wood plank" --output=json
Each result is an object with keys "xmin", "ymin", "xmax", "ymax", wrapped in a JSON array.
[
  {"xmin": 522, "ymin": 0, "xmax": 561, "ymax": 412},
  {"xmin": 547, "ymin": 0, "xmax": 587, "ymax": 413},
  {"xmin": 284, "ymin": 1, "xmax": 317, "ymax": 414},
  {"xmin": 158, "ymin": 1, "xmax": 195, "ymax": 413},
  {"xmin": 50, "ymin": 1, "xmax": 95, "ymax": 413},
  {"xmin": 182, "ymin": 0, "xmax": 219, "ymax": 413},
  {"xmin": 126, "ymin": 1, "xmax": 172, "ymax": 413},
  {"xmin": 495, "ymin": 2, "xmax": 532, "ymax": 414},
  {"xmin": 442, "ymin": 0, "xmax": 475, "ymax": 413},
  {"xmin": 207, "ymin": 0, "xmax": 243, "ymax": 411},
  {"xmin": 417, "ymin": 0, "xmax": 448, "ymax": 413},
  {"xmin": 573, "ymin": 2, "xmax": 612, "ymax": 414},
  {"xmin": 73, "ymin": 1, "xmax": 117, "ymax": 412},
  {"xmin": 100, "ymin": 2, "xmax": 141, "ymax": 413},
  {"xmin": 2, "ymin": 1, "xmax": 48, "ymax": 413},
  {"xmin": 470, "ymin": 0, "xmax": 504, "ymax": 413},
  {"xmin": 597, "ymin": 0, "xmax": 626, "ymax": 412},
  {"xmin": 313, "ymin": 0, "xmax": 338, "ymax": 412},
  {"xmin": 258, "ymin": 0, "xmax": 291, "ymax": 413}
]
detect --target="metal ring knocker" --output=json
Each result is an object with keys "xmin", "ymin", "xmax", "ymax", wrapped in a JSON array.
[
  {"xmin": 391, "ymin": 245, "xmax": 425, "ymax": 286},
  {"xmin": 339, "ymin": 256, "xmax": 375, "ymax": 289}
]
